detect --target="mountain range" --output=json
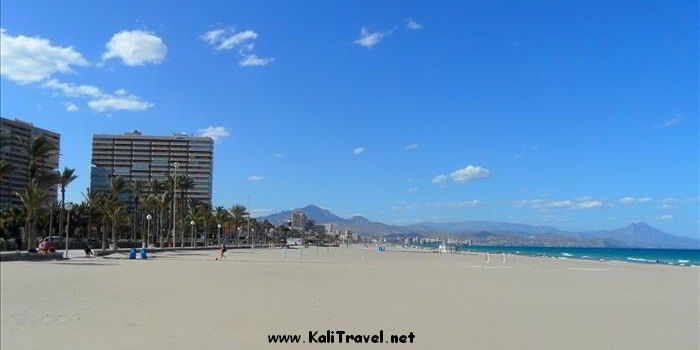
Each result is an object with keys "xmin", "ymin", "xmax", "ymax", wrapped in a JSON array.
[{"xmin": 258, "ymin": 205, "xmax": 700, "ymax": 249}]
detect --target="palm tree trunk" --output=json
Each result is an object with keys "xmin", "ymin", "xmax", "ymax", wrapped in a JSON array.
[
  {"xmin": 59, "ymin": 189, "xmax": 65, "ymax": 239},
  {"xmin": 112, "ymin": 221, "xmax": 118, "ymax": 252},
  {"xmin": 24, "ymin": 215, "xmax": 32, "ymax": 250},
  {"xmin": 48, "ymin": 206, "xmax": 53, "ymax": 238},
  {"xmin": 101, "ymin": 222, "xmax": 107, "ymax": 250}
]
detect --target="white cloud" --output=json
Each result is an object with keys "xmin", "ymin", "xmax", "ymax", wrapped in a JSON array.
[
  {"xmin": 272, "ymin": 153, "xmax": 284, "ymax": 159},
  {"xmin": 432, "ymin": 174, "xmax": 448, "ymax": 183},
  {"xmin": 405, "ymin": 143, "xmax": 420, "ymax": 150},
  {"xmin": 620, "ymin": 196, "xmax": 652, "ymax": 204},
  {"xmin": 513, "ymin": 197, "xmax": 609, "ymax": 210},
  {"xmin": 42, "ymin": 79, "xmax": 102, "ymax": 97},
  {"xmin": 647, "ymin": 114, "xmax": 683, "ymax": 131},
  {"xmin": 200, "ymin": 28, "xmax": 257, "ymax": 51},
  {"xmin": 64, "ymin": 102, "xmax": 79, "ymax": 112},
  {"xmin": 405, "ymin": 19, "xmax": 423, "ymax": 30},
  {"xmin": 0, "ymin": 28, "xmax": 88, "ymax": 84},
  {"xmin": 655, "ymin": 214, "xmax": 674, "ymax": 221},
  {"xmin": 450, "ymin": 165, "xmax": 490, "ymax": 182},
  {"xmin": 354, "ymin": 27, "xmax": 391, "ymax": 49},
  {"xmin": 239, "ymin": 54, "xmax": 274, "ymax": 67},
  {"xmin": 352, "ymin": 147, "xmax": 366, "ymax": 155},
  {"xmin": 247, "ymin": 175, "xmax": 264, "ymax": 181},
  {"xmin": 200, "ymin": 27, "xmax": 273, "ymax": 67},
  {"xmin": 197, "ymin": 126, "xmax": 229, "ymax": 141},
  {"xmin": 199, "ymin": 29, "xmax": 228, "ymax": 46},
  {"xmin": 391, "ymin": 200, "xmax": 480, "ymax": 211},
  {"xmin": 408, "ymin": 187, "xmax": 419, "ymax": 193},
  {"xmin": 102, "ymin": 30, "xmax": 167, "ymax": 66},
  {"xmin": 88, "ymin": 90, "xmax": 154, "ymax": 112}
]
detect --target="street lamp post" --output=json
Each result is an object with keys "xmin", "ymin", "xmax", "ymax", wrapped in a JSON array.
[
  {"xmin": 190, "ymin": 220, "xmax": 196, "ymax": 248},
  {"xmin": 217, "ymin": 224, "xmax": 222, "ymax": 245},
  {"xmin": 171, "ymin": 162, "xmax": 179, "ymax": 249},
  {"xmin": 63, "ymin": 202, "xmax": 74, "ymax": 259},
  {"xmin": 146, "ymin": 214, "xmax": 152, "ymax": 248}
]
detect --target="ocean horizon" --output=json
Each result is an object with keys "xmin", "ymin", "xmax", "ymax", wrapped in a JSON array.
[{"xmin": 415, "ymin": 245, "xmax": 700, "ymax": 266}]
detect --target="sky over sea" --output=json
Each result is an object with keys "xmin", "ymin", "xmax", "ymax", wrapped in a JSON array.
[{"xmin": 1, "ymin": 1, "xmax": 698, "ymax": 238}]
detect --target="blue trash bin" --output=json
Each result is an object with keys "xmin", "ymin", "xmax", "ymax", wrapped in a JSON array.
[
  {"xmin": 140, "ymin": 248, "xmax": 148, "ymax": 260},
  {"xmin": 129, "ymin": 249, "xmax": 137, "ymax": 259}
]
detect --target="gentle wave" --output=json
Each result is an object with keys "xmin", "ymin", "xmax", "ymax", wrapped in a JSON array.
[
  {"xmin": 627, "ymin": 257, "xmax": 654, "ymax": 262},
  {"xmin": 561, "ymin": 252, "xmax": 573, "ymax": 257}
]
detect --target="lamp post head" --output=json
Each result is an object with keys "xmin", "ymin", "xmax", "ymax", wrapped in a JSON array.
[
  {"xmin": 146, "ymin": 214, "xmax": 152, "ymax": 220},
  {"xmin": 65, "ymin": 202, "xmax": 74, "ymax": 211},
  {"xmin": 190, "ymin": 220, "xmax": 195, "ymax": 226},
  {"xmin": 217, "ymin": 224, "xmax": 222, "ymax": 228}
]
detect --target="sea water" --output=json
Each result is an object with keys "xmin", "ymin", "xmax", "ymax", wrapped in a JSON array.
[{"xmin": 417, "ymin": 245, "xmax": 700, "ymax": 266}]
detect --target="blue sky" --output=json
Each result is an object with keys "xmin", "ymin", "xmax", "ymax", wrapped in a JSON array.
[{"xmin": 1, "ymin": 1, "xmax": 698, "ymax": 238}]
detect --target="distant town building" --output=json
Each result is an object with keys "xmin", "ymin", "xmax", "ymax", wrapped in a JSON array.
[
  {"xmin": 320, "ymin": 223, "xmax": 336, "ymax": 235},
  {"xmin": 0, "ymin": 117, "xmax": 60, "ymax": 208},
  {"xmin": 90, "ymin": 131, "xmax": 213, "ymax": 208},
  {"xmin": 291, "ymin": 210, "xmax": 308, "ymax": 229}
]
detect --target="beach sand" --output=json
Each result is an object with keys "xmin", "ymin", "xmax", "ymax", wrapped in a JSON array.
[{"xmin": 1, "ymin": 246, "xmax": 698, "ymax": 349}]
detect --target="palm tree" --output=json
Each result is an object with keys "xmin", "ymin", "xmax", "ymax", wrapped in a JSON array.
[
  {"xmin": 82, "ymin": 188, "xmax": 100, "ymax": 240},
  {"xmin": 214, "ymin": 206, "xmax": 231, "ymax": 245},
  {"xmin": 0, "ymin": 159, "xmax": 13, "ymax": 177},
  {"xmin": 230, "ymin": 204, "xmax": 248, "ymax": 245},
  {"xmin": 178, "ymin": 176, "xmax": 194, "ymax": 239},
  {"xmin": 57, "ymin": 167, "xmax": 78, "ymax": 240},
  {"xmin": 104, "ymin": 201, "xmax": 126, "ymax": 252},
  {"xmin": 95, "ymin": 193, "xmax": 110, "ymax": 250},
  {"xmin": 195, "ymin": 205, "xmax": 212, "ymax": 246},
  {"xmin": 108, "ymin": 176, "xmax": 127, "ymax": 200},
  {"xmin": 24, "ymin": 135, "xmax": 57, "ymax": 185},
  {"xmin": 15, "ymin": 180, "xmax": 50, "ymax": 250},
  {"xmin": 156, "ymin": 192, "xmax": 170, "ymax": 247},
  {"xmin": 129, "ymin": 180, "xmax": 146, "ymax": 243}
]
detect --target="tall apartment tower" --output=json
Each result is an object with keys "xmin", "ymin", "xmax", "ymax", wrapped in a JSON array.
[
  {"xmin": 0, "ymin": 117, "xmax": 60, "ymax": 208},
  {"xmin": 90, "ymin": 131, "xmax": 214, "ymax": 207}
]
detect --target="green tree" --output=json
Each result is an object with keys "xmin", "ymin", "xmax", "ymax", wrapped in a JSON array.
[
  {"xmin": 229, "ymin": 204, "xmax": 248, "ymax": 245},
  {"xmin": 15, "ymin": 180, "xmax": 50, "ymax": 249},
  {"xmin": 57, "ymin": 167, "xmax": 78, "ymax": 240}
]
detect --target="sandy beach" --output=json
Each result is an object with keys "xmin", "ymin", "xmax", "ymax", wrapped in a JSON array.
[{"xmin": 1, "ymin": 246, "xmax": 698, "ymax": 349}]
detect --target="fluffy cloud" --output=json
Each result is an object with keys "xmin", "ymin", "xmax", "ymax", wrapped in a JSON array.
[
  {"xmin": 200, "ymin": 27, "xmax": 273, "ymax": 67},
  {"xmin": 514, "ymin": 197, "xmax": 608, "ymax": 210},
  {"xmin": 352, "ymin": 147, "xmax": 366, "ymax": 155},
  {"xmin": 197, "ymin": 126, "xmax": 230, "ymax": 141},
  {"xmin": 200, "ymin": 28, "xmax": 257, "ymax": 50},
  {"xmin": 405, "ymin": 143, "xmax": 420, "ymax": 150},
  {"xmin": 272, "ymin": 153, "xmax": 285, "ymax": 159},
  {"xmin": 88, "ymin": 90, "xmax": 154, "ymax": 112},
  {"xmin": 432, "ymin": 174, "xmax": 448, "ymax": 183},
  {"xmin": 64, "ymin": 102, "xmax": 79, "ymax": 112},
  {"xmin": 247, "ymin": 175, "xmax": 264, "ymax": 181},
  {"xmin": 102, "ymin": 30, "xmax": 167, "ymax": 66},
  {"xmin": 43, "ymin": 80, "xmax": 152, "ymax": 113},
  {"xmin": 405, "ymin": 19, "xmax": 423, "ymax": 30},
  {"xmin": 620, "ymin": 196, "xmax": 652, "ymax": 204},
  {"xmin": 0, "ymin": 28, "xmax": 88, "ymax": 84},
  {"xmin": 450, "ymin": 165, "xmax": 490, "ymax": 182},
  {"xmin": 42, "ymin": 79, "xmax": 102, "ymax": 97},
  {"xmin": 239, "ymin": 54, "xmax": 274, "ymax": 67},
  {"xmin": 354, "ymin": 27, "xmax": 390, "ymax": 49}
]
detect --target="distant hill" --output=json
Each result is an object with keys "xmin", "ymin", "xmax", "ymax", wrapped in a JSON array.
[{"xmin": 258, "ymin": 205, "xmax": 700, "ymax": 249}]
